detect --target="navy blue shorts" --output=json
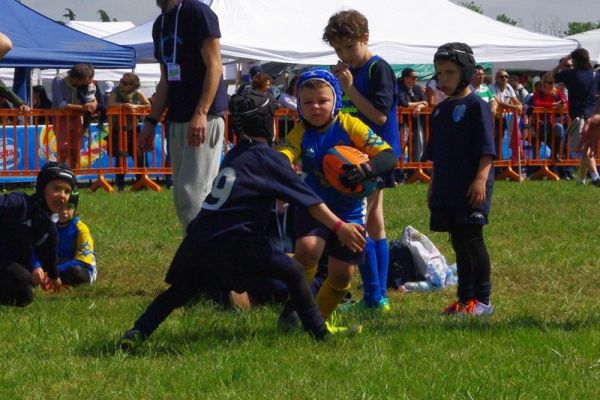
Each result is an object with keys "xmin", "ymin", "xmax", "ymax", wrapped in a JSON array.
[
  {"xmin": 295, "ymin": 207, "xmax": 365, "ymax": 265},
  {"xmin": 429, "ymin": 206, "xmax": 489, "ymax": 232}
]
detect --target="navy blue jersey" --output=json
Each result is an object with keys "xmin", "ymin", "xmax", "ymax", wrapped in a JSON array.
[
  {"xmin": 555, "ymin": 69, "xmax": 598, "ymax": 119},
  {"xmin": 186, "ymin": 139, "xmax": 323, "ymax": 241},
  {"xmin": 425, "ymin": 92, "xmax": 496, "ymax": 212},
  {"xmin": 0, "ymin": 193, "xmax": 59, "ymax": 279},
  {"xmin": 152, "ymin": 0, "xmax": 228, "ymax": 121},
  {"xmin": 342, "ymin": 55, "xmax": 401, "ymax": 157}
]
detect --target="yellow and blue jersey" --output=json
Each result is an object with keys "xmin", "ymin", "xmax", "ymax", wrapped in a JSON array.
[
  {"xmin": 278, "ymin": 113, "xmax": 391, "ymax": 223},
  {"xmin": 57, "ymin": 217, "xmax": 97, "ymax": 283}
]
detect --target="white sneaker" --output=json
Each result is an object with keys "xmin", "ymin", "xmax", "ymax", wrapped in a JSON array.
[
  {"xmin": 461, "ymin": 299, "xmax": 494, "ymax": 316},
  {"xmin": 473, "ymin": 301, "xmax": 494, "ymax": 316}
]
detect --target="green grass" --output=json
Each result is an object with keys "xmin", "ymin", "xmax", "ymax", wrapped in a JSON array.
[{"xmin": 2, "ymin": 181, "xmax": 600, "ymax": 399}]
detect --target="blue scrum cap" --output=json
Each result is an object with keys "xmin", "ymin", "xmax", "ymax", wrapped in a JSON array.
[{"xmin": 296, "ymin": 69, "xmax": 343, "ymax": 121}]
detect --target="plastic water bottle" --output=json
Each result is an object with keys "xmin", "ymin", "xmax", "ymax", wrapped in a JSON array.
[{"xmin": 400, "ymin": 281, "xmax": 432, "ymax": 292}]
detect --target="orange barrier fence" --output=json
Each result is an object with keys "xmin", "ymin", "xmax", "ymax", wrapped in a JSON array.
[{"xmin": 2, "ymin": 107, "xmax": 599, "ymax": 191}]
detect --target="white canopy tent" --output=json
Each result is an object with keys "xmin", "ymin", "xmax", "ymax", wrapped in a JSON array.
[
  {"xmin": 65, "ymin": 21, "xmax": 135, "ymax": 38},
  {"xmin": 106, "ymin": 0, "xmax": 578, "ymax": 66},
  {"xmin": 567, "ymin": 29, "xmax": 600, "ymax": 66}
]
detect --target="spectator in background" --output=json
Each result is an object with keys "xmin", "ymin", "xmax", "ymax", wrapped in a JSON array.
[
  {"xmin": 580, "ymin": 100, "xmax": 600, "ymax": 152},
  {"xmin": 279, "ymin": 75, "xmax": 299, "ymax": 111},
  {"xmin": 95, "ymin": 80, "xmax": 114, "ymax": 131},
  {"xmin": 236, "ymin": 64, "xmax": 263, "ymax": 95},
  {"xmin": 397, "ymin": 68, "xmax": 428, "ymax": 162},
  {"xmin": 533, "ymin": 72, "xmax": 571, "ymax": 178},
  {"xmin": 109, "ymin": 73, "xmax": 151, "ymax": 191},
  {"xmin": 51, "ymin": 63, "xmax": 97, "ymax": 169},
  {"xmin": 552, "ymin": 48, "xmax": 600, "ymax": 186},
  {"xmin": 509, "ymin": 74, "xmax": 529, "ymax": 105},
  {"xmin": 425, "ymin": 77, "xmax": 448, "ymax": 107},
  {"xmin": 252, "ymin": 72, "xmax": 270, "ymax": 93},
  {"xmin": 0, "ymin": 80, "xmax": 31, "ymax": 113},
  {"xmin": 490, "ymin": 69, "xmax": 523, "ymax": 113},
  {"xmin": 470, "ymin": 65, "xmax": 498, "ymax": 114},
  {"xmin": 278, "ymin": 75, "xmax": 299, "ymax": 139},
  {"xmin": 490, "ymin": 69, "xmax": 523, "ymax": 166},
  {"xmin": 0, "ymin": 80, "xmax": 31, "ymax": 125},
  {"xmin": 0, "ymin": 32, "xmax": 11, "ymax": 58},
  {"xmin": 32, "ymin": 85, "xmax": 51, "ymax": 125}
]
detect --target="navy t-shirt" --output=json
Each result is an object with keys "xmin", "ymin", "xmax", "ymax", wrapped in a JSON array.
[
  {"xmin": 342, "ymin": 55, "xmax": 401, "ymax": 156},
  {"xmin": 425, "ymin": 92, "xmax": 496, "ymax": 212},
  {"xmin": 186, "ymin": 139, "xmax": 323, "ymax": 241},
  {"xmin": 0, "ymin": 193, "xmax": 59, "ymax": 279},
  {"xmin": 152, "ymin": 0, "xmax": 228, "ymax": 122},
  {"xmin": 397, "ymin": 81, "xmax": 425, "ymax": 107},
  {"xmin": 555, "ymin": 69, "xmax": 598, "ymax": 119}
]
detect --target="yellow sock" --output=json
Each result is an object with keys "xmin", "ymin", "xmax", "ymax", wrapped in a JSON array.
[
  {"xmin": 316, "ymin": 278, "xmax": 351, "ymax": 320},
  {"xmin": 304, "ymin": 263, "xmax": 318, "ymax": 284}
]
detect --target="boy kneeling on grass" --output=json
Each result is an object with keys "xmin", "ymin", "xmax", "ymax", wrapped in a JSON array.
[
  {"xmin": 120, "ymin": 91, "xmax": 366, "ymax": 351},
  {"xmin": 0, "ymin": 163, "xmax": 76, "ymax": 306}
]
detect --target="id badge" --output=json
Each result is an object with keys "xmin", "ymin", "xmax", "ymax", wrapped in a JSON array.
[{"xmin": 167, "ymin": 63, "xmax": 181, "ymax": 81}]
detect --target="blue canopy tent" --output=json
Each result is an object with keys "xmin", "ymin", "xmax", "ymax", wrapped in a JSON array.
[{"xmin": 0, "ymin": 0, "xmax": 135, "ymax": 102}]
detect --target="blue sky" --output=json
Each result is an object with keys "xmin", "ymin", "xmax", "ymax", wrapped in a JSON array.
[{"xmin": 18, "ymin": 0, "xmax": 600, "ymax": 35}]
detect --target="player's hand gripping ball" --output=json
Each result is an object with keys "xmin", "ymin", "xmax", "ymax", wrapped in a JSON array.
[{"xmin": 322, "ymin": 145, "xmax": 377, "ymax": 197}]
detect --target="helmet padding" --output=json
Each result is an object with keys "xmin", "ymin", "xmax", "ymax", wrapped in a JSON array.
[{"xmin": 434, "ymin": 42, "xmax": 476, "ymax": 96}]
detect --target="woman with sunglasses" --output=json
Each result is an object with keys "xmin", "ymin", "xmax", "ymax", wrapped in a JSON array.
[
  {"xmin": 532, "ymin": 73, "xmax": 572, "ymax": 178},
  {"xmin": 108, "ymin": 73, "xmax": 151, "ymax": 191}
]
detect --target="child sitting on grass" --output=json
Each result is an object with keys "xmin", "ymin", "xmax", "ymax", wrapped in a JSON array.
[
  {"xmin": 119, "ymin": 90, "xmax": 366, "ymax": 351},
  {"xmin": 33, "ymin": 187, "xmax": 97, "ymax": 287}
]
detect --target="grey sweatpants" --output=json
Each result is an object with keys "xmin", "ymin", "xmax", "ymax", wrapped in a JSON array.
[{"xmin": 168, "ymin": 116, "xmax": 224, "ymax": 233}]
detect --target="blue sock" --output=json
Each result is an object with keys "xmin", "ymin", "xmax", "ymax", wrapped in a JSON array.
[
  {"xmin": 374, "ymin": 238, "xmax": 389, "ymax": 300},
  {"xmin": 357, "ymin": 237, "xmax": 381, "ymax": 306}
]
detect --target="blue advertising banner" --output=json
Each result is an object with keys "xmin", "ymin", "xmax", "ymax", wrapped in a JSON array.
[{"xmin": 0, "ymin": 124, "xmax": 166, "ymax": 183}]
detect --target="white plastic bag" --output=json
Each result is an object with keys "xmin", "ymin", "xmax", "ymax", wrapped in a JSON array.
[{"xmin": 399, "ymin": 225, "xmax": 453, "ymax": 288}]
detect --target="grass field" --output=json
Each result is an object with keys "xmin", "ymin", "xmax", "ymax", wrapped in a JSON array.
[{"xmin": 1, "ymin": 180, "xmax": 600, "ymax": 399}]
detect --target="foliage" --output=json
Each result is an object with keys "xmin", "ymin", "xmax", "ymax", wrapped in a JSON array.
[
  {"xmin": 496, "ymin": 13, "xmax": 518, "ymax": 26},
  {"xmin": 458, "ymin": 1, "xmax": 483, "ymax": 14},
  {"xmin": 98, "ymin": 9, "xmax": 112, "ymax": 23},
  {"xmin": 62, "ymin": 8, "xmax": 76, "ymax": 21},
  {"xmin": 1, "ymin": 181, "xmax": 600, "ymax": 399},
  {"xmin": 564, "ymin": 21, "xmax": 600, "ymax": 36}
]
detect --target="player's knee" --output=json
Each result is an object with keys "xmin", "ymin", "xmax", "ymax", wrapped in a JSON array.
[
  {"xmin": 293, "ymin": 246, "xmax": 320, "ymax": 268},
  {"xmin": 14, "ymin": 286, "xmax": 34, "ymax": 307},
  {"xmin": 60, "ymin": 266, "xmax": 91, "ymax": 286},
  {"xmin": 326, "ymin": 262, "xmax": 354, "ymax": 289}
]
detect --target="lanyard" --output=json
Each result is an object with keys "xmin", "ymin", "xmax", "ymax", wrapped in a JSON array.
[{"xmin": 160, "ymin": 1, "xmax": 183, "ymax": 64}]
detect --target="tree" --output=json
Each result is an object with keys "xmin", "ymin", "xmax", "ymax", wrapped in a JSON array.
[
  {"xmin": 63, "ymin": 8, "xmax": 76, "ymax": 21},
  {"xmin": 496, "ymin": 14, "xmax": 517, "ymax": 26},
  {"xmin": 563, "ymin": 21, "xmax": 600, "ymax": 36},
  {"xmin": 98, "ymin": 9, "xmax": 111, "ymax": 22},
  {"xmin": 458, "ymin": 1, "xmax": 483, "ymax": 14}
]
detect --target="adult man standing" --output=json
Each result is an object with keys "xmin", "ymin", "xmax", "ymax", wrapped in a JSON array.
[{"xmin": 139, "ymin": 0, "xmax": 227, "ymax": 232}]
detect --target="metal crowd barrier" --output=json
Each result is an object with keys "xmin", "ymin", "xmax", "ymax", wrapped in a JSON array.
[{"xmin": 2, "ymin": 106, "xmax": 599, "ymax": 192}]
